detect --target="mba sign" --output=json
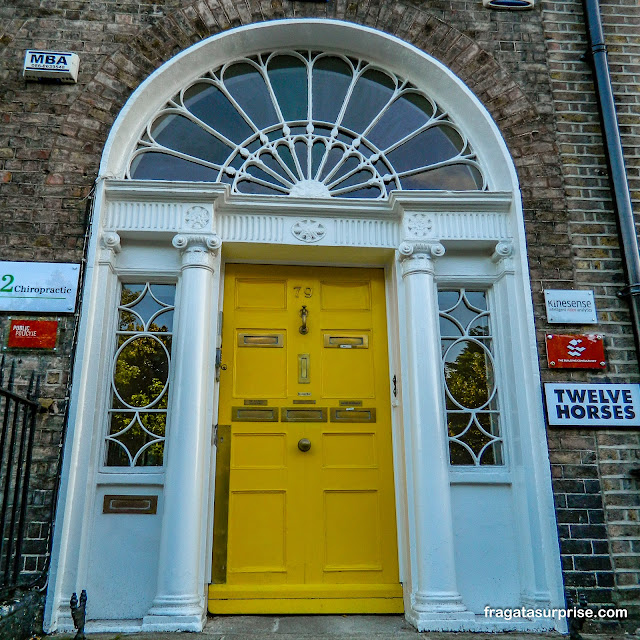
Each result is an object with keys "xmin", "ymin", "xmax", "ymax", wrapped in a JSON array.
[
  {"xmin": 545, "ymin": 383, "xmax": 640, "ymax": 427},
  {"xmin": 23, "ymin": 50, "xmax": 79, "ymax": 83}
]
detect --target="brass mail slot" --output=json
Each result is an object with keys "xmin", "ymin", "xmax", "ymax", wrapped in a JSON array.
[
  {"xmin": 232, "ymin": 407, "xmax": 278, "ymax": 422},
  {"xmin": 103, "ymin": 494, "xmax": 158, "ymax": 515},
  {"xmin": 330, "ymin": 408, "xmax": 377, "ymax": 423},
  {"xmin": 323, "ymin": 334, "xmax": 369, "ymax": 349},
  {"xmin": 281, "ymin": 407, "xmax": 327, "ymax": 422},
  {"xmin": 237, "ymin": 333, "xmax": 283, "ymax": 347}
]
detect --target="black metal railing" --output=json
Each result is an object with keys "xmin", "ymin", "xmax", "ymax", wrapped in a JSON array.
[{"xmin": 0, "ymin": 356, "xmax": 40, "ymax": 596}]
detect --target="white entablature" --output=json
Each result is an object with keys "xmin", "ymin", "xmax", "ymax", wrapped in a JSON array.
[{"xmin": 102, "ymin": 181, "xmax": 513, "ymax": 252}]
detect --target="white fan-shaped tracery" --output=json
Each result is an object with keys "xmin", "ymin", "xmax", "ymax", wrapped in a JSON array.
[{"xmin": 128, "ymin": 51, "xmax": 486, "ymax": 198}]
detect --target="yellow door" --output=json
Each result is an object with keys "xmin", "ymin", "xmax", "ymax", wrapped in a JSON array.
[{"xmin": 208, "ymin": 264, "xmax": 402, "ymax": 614}]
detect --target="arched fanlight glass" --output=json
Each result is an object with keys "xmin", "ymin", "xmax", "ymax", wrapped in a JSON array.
[{"xmin": 128, "ymin": 51, "xmax": 487, "ymax": 198}]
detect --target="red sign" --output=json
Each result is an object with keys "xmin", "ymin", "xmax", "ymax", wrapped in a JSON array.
[
  {"xmin": 546, "ymin": 334, "xmax": 606, "ymax": 369},
  {"xmin": 7, "ymin": 319, "xmax": 58, "ymax": 349}
]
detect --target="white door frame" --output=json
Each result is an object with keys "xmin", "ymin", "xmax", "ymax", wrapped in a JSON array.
[{"xmin": 44, "ymin": 20, "xmax": 566, "ymax": 634}]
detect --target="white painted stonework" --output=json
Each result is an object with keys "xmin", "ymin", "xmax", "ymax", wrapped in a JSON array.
[{"xmin": 44, "ymin": 20, "xmax": 566, "ymax": 634}]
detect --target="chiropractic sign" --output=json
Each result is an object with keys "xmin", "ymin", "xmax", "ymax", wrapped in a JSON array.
[
  {"xmin": 0, "ymin": 262, "xmax": 79, "ymax": 313},
  {"xmin": 544, "ymin": 383, "xmax": 640, "ymax": 427}
]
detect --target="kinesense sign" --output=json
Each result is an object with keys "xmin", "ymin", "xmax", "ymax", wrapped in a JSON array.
[
  {"xmin": 544, "ymin": 383, "xmax": 640, "ymax": 427},
  {"xmin": 0, "ymin": 262, "xmax": 79, "ymax": 313}
]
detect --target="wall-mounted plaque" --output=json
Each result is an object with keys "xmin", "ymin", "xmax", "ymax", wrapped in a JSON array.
[
  {"xmin": 545, "ymin": 334, "xmax": 606, "ymax": 369},
  {"xmin": 544, "ymin": 289, "xmax": 597, "ymax": 324},
  {"xmin": 6, "ymin": 319, "xmax": 58, "ymax": 349},
  {"xmin": 544, "ymin": 383, "xmax": 640, "ymax": 427},
  {"xmin": 0, "ymin": 262, "xmax": 79, "ymax": 313}
]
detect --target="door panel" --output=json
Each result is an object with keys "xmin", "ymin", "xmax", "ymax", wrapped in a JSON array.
[{"xmin": 209, "ymin": 265, "xmax": 402, "ymax": 613}]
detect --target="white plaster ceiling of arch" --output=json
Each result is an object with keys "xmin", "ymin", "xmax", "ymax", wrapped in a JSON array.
[{"xmin": 100, "ymin": 19, "xmax": 518, "ymax": 194}]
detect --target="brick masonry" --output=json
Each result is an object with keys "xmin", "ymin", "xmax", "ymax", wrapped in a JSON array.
[{"xmin": 0, "ymin": 0, "xmax": 638, "ymax": 626}]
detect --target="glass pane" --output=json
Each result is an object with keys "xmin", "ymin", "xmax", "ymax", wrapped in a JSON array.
[
  {"xmin": 130, "ymin": 151, "xmax": 220, "ymax": 181},
  {"xmin": 223, "ymin": 62, "xmax": 279, "ymax": 129},
  {"xmin": 448, "ymin": 412, "xmax": 472, "ymax": 437},
  {"xmin": 311, "ymin": 141, "xmax": 326, "ymax": 178},
  {"xmin": 106, "ymin": 413, "xmax": 165, "ymax": 467},
  {"xmin": 468, "ymin": 314, "xmax": 490, "ymax": 337},
  {"xmin": 149, "ymin": 309, "xmax": 174, "ymax": 333},
  {"xmin": 236, "ymin": 179, "xmax": 284, "ymax": 195},
  {"xmin": 387, "ymin": 124, "xmax": 463, "ymax": 171},
  {"xmin": 341, "ymin": 68, "xmax": 396, "ymax": 134},
  {"xmin": 319, "ymin": 146, "xmax": 346, "ymax": 181},
  {"xmin": 332, "ymin": 168, "xmax": 374, "ymax": 190},
  {"xmin": 438, "ymin": 290, "xmax": 461, "ymax": 312},
  {"xmin": 150, "ymin": 114, "xmax": 231, "ymax": 165},
  {"xmin": 113, "ymin": 336, "xmax": 170, "ymax": 408},
  {"xmin": 247, "ymin": 163, "xmax": 289, "ymax": 188},
  {"xmin": 439, "ymin": 315, "xmax": 462, "ymax": 338},
  {"xmin": 341, "ymin": 185, "xmax": 381, "ymax": 198},
  {"xmin": 368, "ymin": 92, "xmax": 434, "ymax": 150},
  {"xmin": 465, "ymin": 290, "xmax": 487, "ymax": 311},
  {"xmin": 448, "ymin": 297, "xmax": 479, "ymax": 331},
  {"xmin": 312, "ymin": 56, "xmax": 352, "ymax": 123},
  {"xmin": 121, "ymin": 284, "xmax": 175, "ymax": 329},
  {"xmin": 183, "ymin": 82, "xmax": 253, "ymax": 143},
  {"xmin": 400, "ymin": 164, "xmax": 483, "ymax": 191},
  {"xmin": 267, "ymin": 55, "xmax": 308, "ymax": 122},
  {"xmin": 449, "ymin": 441, "xmax": 474, "ymax": 466},
  {"xmin": 456, "ymin": 423, "xmax": 493, "ymax": 458},
  {"xmin": 294, "ymin": 140, "xmax": 308, "ymax": 178},
  {"xmin": 444, "ymin": 340, "xmax": 494, "ymax": 410}
]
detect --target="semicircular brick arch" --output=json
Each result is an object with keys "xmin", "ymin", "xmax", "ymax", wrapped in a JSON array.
[{"xmin": 48, "ymin": 3, "xmax": 567, "ymax": 275}]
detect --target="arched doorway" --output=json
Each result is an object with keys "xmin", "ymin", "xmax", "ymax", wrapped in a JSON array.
[{"xmin": 45, "ymin": 19, "xmax": 565, "ymax": 634}]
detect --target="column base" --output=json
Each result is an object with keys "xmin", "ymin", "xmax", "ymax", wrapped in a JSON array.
[
  {"xmin": 406, "ymin": 592, "xmax": 475, "ymax": 632},
  {"xmin": 142, "ymin": 595, "xmax": 206, "ymax": 632}
]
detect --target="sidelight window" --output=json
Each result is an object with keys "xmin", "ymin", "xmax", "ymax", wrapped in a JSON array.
[
  {"xmin": 105, "ymin": 283, "xmax": 175, "ymax": 467},
  {"xmin": 438, "ymin": 289, "xmax": 504, "ymax": 466}
]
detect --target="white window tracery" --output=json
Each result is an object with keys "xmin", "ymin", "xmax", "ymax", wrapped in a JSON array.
[
  {"xmin": 438, "ymin": 289, "xmax": 504, "ymax": 466},
  {"xmin": 105, "ymin": 283, "xmax": 175, "ymax": 467},
  {"xmin": 127, "ymin": 50, "xmax": 486, "ymax": 198}
]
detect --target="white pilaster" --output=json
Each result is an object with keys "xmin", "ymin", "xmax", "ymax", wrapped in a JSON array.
[
  {"xmin": 142, "ymin": 233, "xmax": 221, "ymax": 632},
  {"xmin": 399, "ymin": 240, "xmax": 475, "ymax": 631}
]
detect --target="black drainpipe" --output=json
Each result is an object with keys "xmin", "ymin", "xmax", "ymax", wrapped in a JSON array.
[{"xmin": 582, "ymin": 0, "xmax": 640, "ymax": 361}]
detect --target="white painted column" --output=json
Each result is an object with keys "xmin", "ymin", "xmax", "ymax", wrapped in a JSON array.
[
  {"xmin": 143, "ymin": 233, "xmax": 221, "ymax": 632},
  {"xmin": 399, "ymin": 241, "xmax": 474, "ymax": 631}
]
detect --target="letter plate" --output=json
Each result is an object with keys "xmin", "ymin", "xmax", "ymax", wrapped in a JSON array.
[
  {"xmin": 330, "ymin": 408, "xmax": 376, "ymax": 423},
  {"xmin": 323, "ymin": 334, "xmax": 369, "ymax": 348},
  {"xmin": 232, "ymin": 407, "xmax": 278, "ymax": 422},
  {"xmin": 281, "ymin": 408, "xmax": 327, "ymax": 422},
  {"xmin": 237, "ymin": 333, "xmax": 283, "ymax": 347},
  {"xmin": 103, "ymin": 495, "xmax": 158, "ymax": 514}
]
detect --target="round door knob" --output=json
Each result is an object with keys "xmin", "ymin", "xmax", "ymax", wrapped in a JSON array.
[{"xmin": 298, "ymin": 438, "xmax": 311, "ymax": 452}]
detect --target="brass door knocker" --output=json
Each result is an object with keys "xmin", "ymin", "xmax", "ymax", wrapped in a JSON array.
[{"xmin": 299, "ymin": 305, "xmax": 309, "ymax": 334}]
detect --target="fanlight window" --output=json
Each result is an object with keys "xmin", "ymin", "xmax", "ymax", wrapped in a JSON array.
[{"xmin": 128, "ymin": 51, "xmax": 486, "ymax": 198}]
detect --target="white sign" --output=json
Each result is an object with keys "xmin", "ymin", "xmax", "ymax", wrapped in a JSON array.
[
  {"xmin": 544, "ymin": 289, "xmax": 597, "ymax": 324},
  {"xmin": 0, "ymin": 262, "xmax": 80, "ymax": 313},
  {"xmin": 545, "ymin": 383, "xmax": 640, "ymax": 427},
  {"xmin": 23, "ymin": 50, "xmax": 79, "ymax": 83}
]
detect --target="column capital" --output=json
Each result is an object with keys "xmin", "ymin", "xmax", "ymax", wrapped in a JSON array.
[
  {"xmin": 98, "ymin": 231, "xmax": 121, "ymax": 270},
  {"xmin": 491, "ymin": 240, "xmax": 514, "ymax": 263},
  {"xmin": 398, "ymin": 241, "xmax": 446, "ymax": 278},
  {"xmin": 172, "ymin": 233, "xmax": 222, "ymax": 270}
]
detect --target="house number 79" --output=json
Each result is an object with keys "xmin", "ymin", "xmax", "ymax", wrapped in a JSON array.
[{"xmin": 293, "ymin": 286, "xmax": 313, "ymax": 298}]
